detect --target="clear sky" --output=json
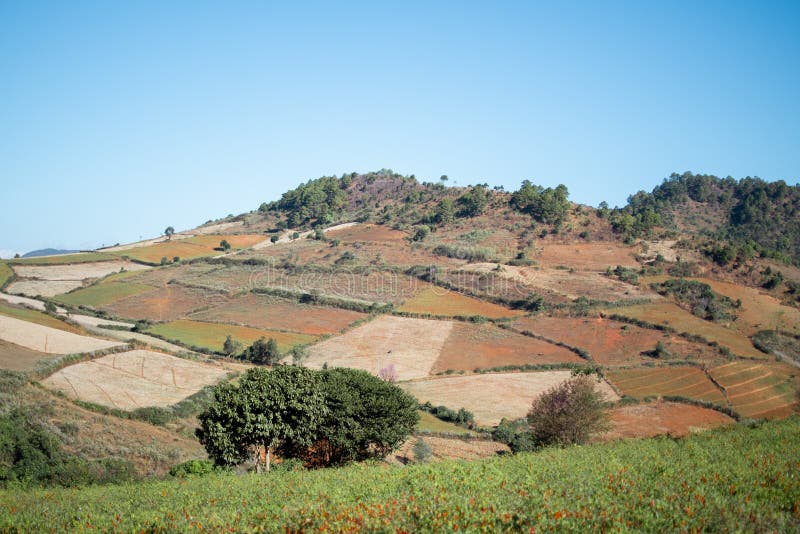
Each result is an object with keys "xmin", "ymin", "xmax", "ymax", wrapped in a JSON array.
[{"xmin": 1, "ymin": 1, "xmax": 798, "ymax": 257}]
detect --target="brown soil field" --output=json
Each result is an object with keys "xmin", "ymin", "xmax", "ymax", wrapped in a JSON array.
[
  {"xmin": 641, "ymin": 275, "xmax": 800, "ymax": 336},
  {"xmin": 606, "ymin": 366, "xmax": 727, "ymax": 405},
  {"xmin": 102, "ymin": 285, "xmax": 229, "ymax": 321},
  {"xmin": 609, "ymin": 302, "xmax": 765, "ymax": 358},
  {"xmin": 601, "ymin": 401, "xmax": 734, "ymax": 440},
  {"xmin": 304, "ymin": 316, "xmax": 453, "ymax": 380},
  {"xmin": 510, "ymin": 316, "xmax": 721, "ymax": 366},
  {"xmin": 401, "ymin": 372, "xmax": 619, "ymax": 426},
  {"xmin": 14, "ymin": 383, "xmax": 205, "ymax": 477},
  {"xmin": 43, "ymin": 350, "xmax": 230, "ymax": 410},
  {"xmin": 388, "ymin": 436, "xmax": 508, "ymax": 464},
  {"xmin": 123, "ymin": 262, "xmax": 220, "ymax": 288},
  {"xmin": 432, "ymin": 322, "xmax": 583, "ymax": 373},
  {"xmin": 11, "ymin": 261, "xmax": 150, "ymax": 281},
  {"xmin": 0, "ymin": 339, "xmax": 55, "ymax": 371},
  {"xmin": 189, "ymin": 293, "xmax": 366, "ymax": 335},
  {"xmin": 709, "ymin": 361, "xmax": 799, "ymax": 419},
  {"xmin": 461, "ymin": 264, "xmax": 653, "ymax": 302},
  {"xmin": 535, "ymin": 242, "xmax": 639, "ymax": 271},
  {"xmin": 325, "ymin": 223, "xmax": 408, "ymax": 243},
  {"xmin": 6, "ymin": 279, "xmax": 84, "ymax": 297},
  {"xmin": 0, "ymin": 314, "xmax": 122, "ymax": 354},
  {"xmin": 398, "ymin": 286, "xmax": 524, "ymax": 318}
]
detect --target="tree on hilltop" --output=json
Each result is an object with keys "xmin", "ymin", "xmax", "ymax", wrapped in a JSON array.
[{"xmin": 164, "ymin": 226, "xmax": 175, "ymax": 241}]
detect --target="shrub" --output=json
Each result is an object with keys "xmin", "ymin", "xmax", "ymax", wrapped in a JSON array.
[
  {"xmin": 169, "ymin": 459, "xmax": 217, "ymax": 478},
  {"xmin": 412, "ymin": 439, "xmax": 433, "ymax": 463},
  {"xmin": 526, "ymin": 376, "xmax": 610, "ymax": 447}
]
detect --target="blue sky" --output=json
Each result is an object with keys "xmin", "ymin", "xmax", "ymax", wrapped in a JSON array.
[{"xmin": 1, "ymin": 1, "xmax": 798, "ymax": 256}]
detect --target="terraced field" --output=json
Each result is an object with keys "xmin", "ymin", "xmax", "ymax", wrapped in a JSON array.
[
  {"xmin": 102, "ymin": 285, "xmax": 229, "ymax": 322},
  {"xmin": 326, "ymin": 223, "xmax": 407, "ymax": 243},
  {"xmin": 0, "ymin": 303, "xmax": 84, "ymax": 334},
  {"xmin": 709, "ymin": 361, "xmax": 799, "ymax": 419},
  {"xmin": 609, "ymin": 302, "xmax": 765, "ymax": 358},
  {"xmin": 42, "ymin": 350, "xmax": 230, "ymax": 410},
  {"xmin": 535, "ymin": 242, "xmax": 639, "ymax": 270},
  {"xmin": 606, "ymin": 366, "xmax": 726, "ymax": 405},
  {"xmin": 603, "ymin": 401, "xmax": 734, "ymax": 440},
  {"xmin": 303, "ymin": 316, "xmax": 453, "ymax": 380},
  {"xmin": 11, "ymin": 261, "xmax": 149, "ymax": 282},
  {"xmin": 0, "ymin": 313, "xmax": 122, "ymax": 354},
  {"xmin": 401, "ymin": 372, "xmax": 619, "ymax": 426},
  {"xmin": 109, "ymin": 234, "xmax": 266, "ymax": 264},
  {"xmin": 0, "ymin": 262, "xmax": 13, "ymax": 288},
  {"xmin": 431, "ymin": 322, "xmax": 583, "ymax": 373},
  {"xmin": 6, "ymin": 279, "xmax": 84, "ymax": 297},
  {"xmin": 398, "ymin": 286, "xmax": 523, "ymax": 318},
  {"xmin": 190, "ymin": 293, "xmax": 366, "ymax": 335},
  {"xmin": 55, "ymin": 281, "xmax": 154, "ymax": 308},
  {"xmin": 7, "ymin": 252, "xmax": 118, "ymax": 265},
  {"xmin": 146, "ymin": 319, "xmax": 316, "ymax": 353},
  {"xmin": 511, "ymin": 316, "xmax": 721, "ymax": 366}
]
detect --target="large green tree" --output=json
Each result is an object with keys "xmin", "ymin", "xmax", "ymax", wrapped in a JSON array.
[
  {"xmin": 196, "ymin": 366, "xmax": 326, "ymax": 472},
  {"xmin": 304, "ymin": 368, "xmax": 419, "ymax": 466}
]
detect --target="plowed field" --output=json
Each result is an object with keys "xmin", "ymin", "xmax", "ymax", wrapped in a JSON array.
[
  {"xmin": 709, "ymin": 361, "xmax": 799, "ymax": 419},
  {"xmin": 602, "ymin": 401, "xmax": 734, "ymax": 440},
  {"xmin": 606, "ymin": 366, "xmax": 726, "ymax": 405},
  {"xmin": 398, "ymin": 286, "xmax": 523, "ymax": 318}
]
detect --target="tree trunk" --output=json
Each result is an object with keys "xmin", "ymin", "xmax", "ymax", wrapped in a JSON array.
[
  {"xmin": 266, "ymin": 445, "xmax": 272, "ymax": 472},
  {"xmin": 254, "ymin": 445, "xmax": 262, "ymax": 474}
]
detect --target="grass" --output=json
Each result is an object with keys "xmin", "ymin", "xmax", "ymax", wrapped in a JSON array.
[
  {"xmin": 2, "ymin": 417, "xmax": 799, "ymax": 531},
  {"xmin": 6, "ymin": 252, "xmax": 118, "ymax": 265},
  {"xmin": 111, "ymin": 235, "xmax": 265, "ymax": 264},
  {"xmin": 54, "ymin": 282, "xmax": 154, "ymax": 308},
  {"xmin": 145, "ymin": 319, "xmax": 317, "ymax": 353},
  {"xmin": 0, "ymin": 303, "xmax": 84, "ymax": 334}
]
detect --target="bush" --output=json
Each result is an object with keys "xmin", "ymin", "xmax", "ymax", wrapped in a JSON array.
[
  {"xmin": 412, "ymin": 439, "xmax": 432, "ymax": 463},
  {"xmin": 169, "ymin": 459, "xmax": 217, "ymax": 478},
  {"xmin": 131, "ymin": 406, "xmax": 173, "ymax": 426},
  {"xmin": 526, "ymin": 376, "xmax": 610, "ymax": 447}
]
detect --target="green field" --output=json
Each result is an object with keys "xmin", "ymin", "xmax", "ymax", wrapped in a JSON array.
[
  {"xmin": 0, "ymin": 263, "xmax": 13, "ymax": 289},
  {"xmin": 416, "ymin": 410, "xmax": 478, "ymax": 435},
  {"xmin": 145, "ymin": 319, "xmax": 317, "ymax": 353},
  {"xmin": 1, "ymin": 417, "xmax": 798, "ymax": 531},
  {"xmin": 6, "ymin": 252, "xmax": 118, "ymax": 265},
  {"xmin": 54, "ymin": 281, "xmax": 153, "ymax": 308}
]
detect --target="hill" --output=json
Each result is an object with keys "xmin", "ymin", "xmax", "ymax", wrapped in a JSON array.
[
  {"xmin": 22, "ymin": 248, "xmax": 80, "ymax": 258},
  {"xmin": 0, "ymin": 169, "xmax": 798, "ymax": 495}
]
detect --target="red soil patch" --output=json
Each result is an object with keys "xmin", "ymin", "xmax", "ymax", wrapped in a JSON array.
[
  {"xmin": 510, "ymin": 316, "xmax": 720, "ymax": 366},
  {"xmin": 709, "ymin": 361, "xmax": 799, "ymax": 419},
  {"xmin": 325, "ymin": 224, "xmax": 408, "ymax": 243},
  {"xmin": 536, "ymin": 242, "xmax": 639, "ymax": 271},
  {"xmin": 606, "ymin": 366, "xmax": 726, "ymax": 405},
  {"xmin": 103, "ymin": 285, "xmax": 228, "ymax": 322},
  {"xmin": 190, "ymin": 293, "xmax": 366, "ymax": 335},
  {"xmin": 432, "ymin": 322, "xmax": 583, "ymax": 373},
  {"xmin": 601, "ymin": 401, "xmax": 734, "ymax": 440},
  {"xmin": 398, "ymin": 286, "xmax": 524, "ymax": 318}
]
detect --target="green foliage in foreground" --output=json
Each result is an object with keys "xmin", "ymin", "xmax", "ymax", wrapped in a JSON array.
[{"xmin": 2, "ymin": 418, "xmax": 800, "ymax": 531}]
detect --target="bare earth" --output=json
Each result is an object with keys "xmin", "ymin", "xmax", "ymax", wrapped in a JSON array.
[
  {"xmin": 7, "ymin": 279, "xmax": 84, "ymax": 297},
  {"xmin": 401, "ymin": 372, "xmax": 620, "ymax": 426},
  {"xmin": 304, "ymin": 316, "xmax": 453, "ymax": 380},
  {"xmin": 43, "ymin": 350, "xmax": 230, "ymax": 410},
  {"xmin": 388, "ymin": 436, "xmax": 508, "ymax": 465},
  {"xmin": 601, "ymin": 401, "xmax": 734, "ymax": 441},
  {"xmin": 0, "ymin": 314, "xmax": 122, "ymax": 354},
  {"xmin": 11, "ymin": 261, "xmax": 150, "ymax": 281},
  {"xmin": 0, "ymin": 339, "xmax": 55, "ymax": 371}
]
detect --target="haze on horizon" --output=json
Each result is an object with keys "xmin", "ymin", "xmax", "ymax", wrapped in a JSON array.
[{"xmin": 1, "ymin": 1, "xmax": 798, "ymax": 257}]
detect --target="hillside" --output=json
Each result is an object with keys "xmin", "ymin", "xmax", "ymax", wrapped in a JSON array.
[{"xmin": 0, "ymin": 170, "xmax": 798, "ymax": 492}]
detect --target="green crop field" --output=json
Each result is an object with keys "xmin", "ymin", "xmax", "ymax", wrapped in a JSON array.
[
  {"xmin": 0, "ymin": 263, "xmax": 13, "ymax": 289},
  {"xmin": 6, "ymin": 252, "xmax": 118, "ymax": 265},
  {"xmin": 416, "ymin": 410, "xmax": 478, "ymax": 436},
  {"xmin": 54, "ymin": 281, "xmax": 154, "ymax": 308},
  {"xmin": 2, "ymin": 417, "xmax": 799, "ymax": 531},
  {"xmin": 145, "ymin": 319, "xmax": 317, "ymax": 353}
]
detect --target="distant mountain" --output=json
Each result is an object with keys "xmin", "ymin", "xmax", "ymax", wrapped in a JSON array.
[{"xmin": 22, "ymin": 248, "xmax": 80, "ymax": 258}]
